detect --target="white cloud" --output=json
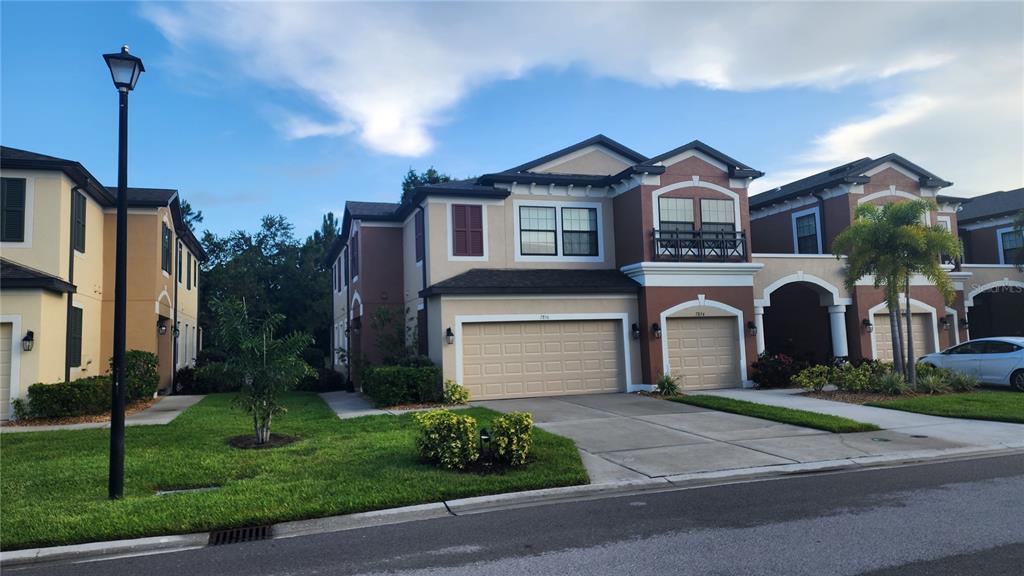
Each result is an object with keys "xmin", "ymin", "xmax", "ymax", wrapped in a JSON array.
[{"xmin": 143, "ymin": 2, "xmax": 1022, "ymax": 194}]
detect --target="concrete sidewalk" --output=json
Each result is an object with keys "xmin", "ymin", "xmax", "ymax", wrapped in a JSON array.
[
  {"xmin": 699, "ymin": 388, "xmax": 1024, "ymax": 449},
  {"xmin": 1, "ymin": 395, "xmax": 203, "ymax": 433},
  {"xmin": 476, "ymin": 393, "xmax": 976, "ymax": 484}
]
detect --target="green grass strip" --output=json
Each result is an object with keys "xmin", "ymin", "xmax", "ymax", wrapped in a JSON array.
[
  {"xmin": 670, "ymin": 395, "xmax": 881, "ymax": 433},
  {"xmin": 867, "ymin": 391, "xmax": 1024, "ymax": 424}
]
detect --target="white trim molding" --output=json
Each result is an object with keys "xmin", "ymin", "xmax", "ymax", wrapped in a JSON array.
[
  {"xmin": 790, "ymin": 206, "xmax": 823, "ymax": 255},
  {"xmin": 511, "ymin": 199, "xmax": 605, "ymax": 263},
  {"xmin": 621, "ymin": 261, "xmax": 762, "ymax": 287},
  {"xmin": 867, "ymin": 297, "xmax": 940, "ymax": 360},
  {"xmin": 755, "ymin": 271, "xmax": 852, "ymax": 308},
  {"xmin": 446, "ymin": 202, "xmax": 489, "ymax": 262},
  {"xmin": 452, "ymin": 312, "xmax": 636, "ymax": 392},
  {"xmin": 944, "ymin": 306, "xmax": 961, "ymax": 346},
  {"xmin": 964, "ymin": 278, "xmax": 1024, "ymax": 307},
  {"xmin": 349, "ymin": 291, "xmax": 363, "ymax": 319},
  {"xmin": 650, "ymin": 179, "xmax": 742, "ymax": 232},
  {"xmin": 659, "ymin": 297, "xmax": 750, "ymax": 386},
  {"xmin": 0, "ymin": 315, "xmax": 24, "ymax": 420},
  {"xmin": 857, "ymin": 188, "xmax": 919, "ymax": 205},
  {"xmin": 995, "ymin": 226, "xmax": 1020, "ymax": 265}
]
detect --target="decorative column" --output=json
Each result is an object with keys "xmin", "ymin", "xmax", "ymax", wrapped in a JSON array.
[
  {"xmin": 828, "ymin": 305, "xmax": 849, "ymax": 358},
  {"xmin": 754, "ymin": 306, "xmax": 766, "ymax": 356}
]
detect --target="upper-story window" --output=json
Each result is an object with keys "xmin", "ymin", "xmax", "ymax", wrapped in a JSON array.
[
  {"xmin": 519, "ymin": 206, "xmax": 557, "ymax": 256},
  {"xmin": 658, "ymin": 198, "xmax": 695, "ymax": 233},
  {"xmin": 176, "ymin": 242, "xmax": 183, "ymax": 283},
  {"xmin": 562, "ymin": 207, "xmax": 598, "ymax": 256},
  {"xmin": 791, "ymin": 207, "xmax": 821, "ymax": 254},
  {"xmin": 700, "ymin": 199, "xmax": 736, "ymax": 233},
  {"xmin": 186, "ymin": 251, "xmax": 193, "ymax": 290},
  {"xmin": 343, "ymin": 249, "xmax": 349, "ymax": 287},
  {"xmin": 69, "ymin": 306, "xmax": 83, "ymax": 367},
  {"xmin": 72, "ymin": 191, "xmax": 86, "ymax": 253},
  {"xmin": 415, "ymin": 209, "xmax": 425, "ymax": 262},
  {"xmin": 452, "ymin": 204, "xmax": 484, "ymax": 257},
  {"xmin": 999, "ymin": 227, "xmax": 1023, "ymax": 265},
  {"xmin": 161, "ymin": 223, "xmax": 172, "ymax": 273},
  {"xmin": 351, "ymin": 232, "xmax": 360, "ymax": 278},
  {"xmin": 1, "ymin": 177, "xmax": 26, "ymax": 243},
  {"xmin": 194, "ymin": 258, "xmax": 199, "ymax": 289}
]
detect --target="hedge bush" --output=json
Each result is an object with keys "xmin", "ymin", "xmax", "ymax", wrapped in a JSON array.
[
  {"xmin": 751, "ymin": 353, "xmax": 809, "ymax": 388},
  {"xmin": 122, "ymin": 350, "xmax": 160, "ymax": 401},
  {"xmin": 295, "ymin": 368, "xmax": 347, "ymax": 393},
  {"xmin": 442, "ymin": 380, "xmax": 470, "ymax": 405},
  {"xmin": 362, "ymin": 364, "xmax": 442, "ymax": 407},
  {"xmin": 490, "ymin": 412, "xmax": 533, "ymax": 467},
  {"xmin": 413, "ymin": 409, "xmax": 479, "ymax": 470},
  {"xmin": 794, "ymin": 364, "xmax": 831, "ymax": 392},
  {"xmin": 19, "ymin": 350, "xmax": 159, "ymax": 419}
]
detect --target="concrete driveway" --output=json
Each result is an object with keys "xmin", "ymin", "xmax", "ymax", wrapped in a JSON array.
[{"xmin": 476, "ymin": 393, "xmax": 965, "ymax": 483}]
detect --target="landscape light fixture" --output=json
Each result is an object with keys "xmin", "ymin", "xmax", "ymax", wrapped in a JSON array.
[
  {"xmin": 21, "ymin": 331, "xmax": 34, "ymax": 352},
  {"xmin": 102, "ymin": 44, "xmax": 144, "ymax": 501},
  {"xmin": 479, "ymin": 428, "xmax": 491, "ymax": 457},
  {"xmin": 651, "ymin": 323, "xmax": 662, "ymax": 339},
  {"xmin": 862, "ymin": 319, "xmax": 874, "ymax": 333},
  {"xmin": 446, "ymin": 327, "xmax": 455, "ymax": 345}
]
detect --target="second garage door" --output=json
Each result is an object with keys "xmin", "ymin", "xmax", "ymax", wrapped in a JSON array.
[
  {"xmin": 461, "ymin": 320, "xmax": 623, "ymax": 400},
  {"xmin": 874, "ymin": 312, "xmax": 935, "ymax": 361},
  {"xmin": 666, "ymin": 316, "xmax": 740, "ymax": 390}
]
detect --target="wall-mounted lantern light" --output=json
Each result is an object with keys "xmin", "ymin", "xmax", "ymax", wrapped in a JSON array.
[
  {"xmin": 631, "ymin": 323, "xmax": 641, "ymax": 340},
  {"xmin": 446, "ymin": 327, "xmax": 455, "ymax": 345},
  {"xmin": 862, "ymin": 318, "xmax": 874, "ymax": 333},
  {"xmin": 746, "ymin": 321, "xmax": 757, "ymax": 336},
  {"xmin": 21, "ymin": 331, "xmax": 34, "ymax": 352},
  {"xmin": 938, "ymin": 317, "xmax": 950, "ymax": 329},
  {"xmin": 651, "ymin": 323, "xmax": 662, "ymax": 339},
  {"xmin": 157, "ymin": 320, "xmax": 168, "ymax": 335},
  {"xmin": 959, "ymin": 318, "xmax": 969, "ymax": 329},
  {"xmin": 173, "ymin": 325, "xmax": 180, "ymax": 338},
  {"xmin": 351, "ymin": 317, "xmax": 362, "ymax": 335}
]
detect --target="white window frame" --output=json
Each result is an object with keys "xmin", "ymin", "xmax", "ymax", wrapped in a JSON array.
[
  {"xmin": 513, "ymin": 199, "xmax": 604, "ymax": 263},
  {"xmin": 791, "ymin": 206, "xmax": 823, "ymax": 255},
  {"xmin": 996, "ymin": 226, "xmax": 1022, "ymax": 265}
]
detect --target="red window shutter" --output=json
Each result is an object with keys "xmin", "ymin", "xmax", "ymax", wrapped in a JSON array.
[
  {"xmin": 468, "ymin": 205, "xmax": 483, "ymax": 256},
  {"xmin": 452, "ymin": 204, "xmax": 468, "ymax": 256}
]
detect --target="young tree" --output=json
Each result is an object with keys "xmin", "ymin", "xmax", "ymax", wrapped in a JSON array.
[{"xmin": 202, "ymin": 298, "xmax": 313, "ymax": 444}]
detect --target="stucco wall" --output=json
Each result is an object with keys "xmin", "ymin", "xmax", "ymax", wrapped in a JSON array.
[
  {"xmin": 0, "ymin": 169, "xmax": 69, "ymax": 277},
  {"xmin": 751, "ymin": 254, "xmax": 851, "ymax": 305},
  {"xmin": 0, "ymin": 290, "xmax": 67, "ymax": 392}
]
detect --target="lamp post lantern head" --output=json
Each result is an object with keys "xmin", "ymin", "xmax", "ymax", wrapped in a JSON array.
[{"xmin": 103, "ymin": 45, "xmax": 144, "ymax": 92}]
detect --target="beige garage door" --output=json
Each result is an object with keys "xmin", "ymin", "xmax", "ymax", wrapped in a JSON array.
[
  {"xmin": 461, "ymin": 320, "xmax": 623, "ymax": 400},
  {"xmin": 666, "ymin": 316, "xmax": 740, "ymax": 390},
  {"xmin": 1, "ymin": 323, "xmax": 12, "ymax": 421},
  {"xmin": 874, "ymin": 312, "xmax": 935, "ymax": 361}
]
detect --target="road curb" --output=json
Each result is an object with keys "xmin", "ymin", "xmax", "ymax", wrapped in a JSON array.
[{"xmin": 3, "ymin": 445, "xmax": 1021, "ymax": 569}]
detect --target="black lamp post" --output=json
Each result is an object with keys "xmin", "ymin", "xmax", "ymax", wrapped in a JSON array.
[{"xmin": 102, "ymin": 45, "xmax": 144, "ymax": 500}]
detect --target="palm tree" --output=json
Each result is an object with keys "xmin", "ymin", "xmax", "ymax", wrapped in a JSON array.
[{"xmin": 833, "ymin": 200, "xmax": 961, "ymax": 384}]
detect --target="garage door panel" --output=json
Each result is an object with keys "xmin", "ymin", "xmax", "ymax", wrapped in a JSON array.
[
  {"xmin": 874, "ymin": 312, "xmax": 935, "ymax": 361},
  {"xmin": 667, "ymin": 317, "xmax": 740, "ymax": 390},
  {"xmin": 462, "ymin": 319, "xmax": 624, "ymax": 400}
]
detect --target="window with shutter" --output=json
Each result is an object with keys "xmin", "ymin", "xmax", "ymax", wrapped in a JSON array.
[
  {"xmin": 73, "ymin": 191, "xmax": 87, "ymax": 252},
  {"xmin": 69, "ymin": 306, "xmax": 83, "ymax": 367},
  {"xmin": 187, "ymin": 252, "xmax": 192, "ymax": 290},
  {"xmin": 1, "ymin": 177, "xmax": 27, "ymax": 243},
  {"xmin": 176, "ymin": 243, "xmax": 183, "ymax": 283},
  {"xmin": 351, "ymin": 233, "xmax": 360, "ymax": 278},
  {"xmin": 452, "ymin": 204, "xmax": 483, "ymax": 257},
  {"xmin": 161, "ymin": 223, "xmax": 172, "ymax": 273},
  {"xmin": 415, "ymin": 210, "xmax": 425, "ymax": 262}
]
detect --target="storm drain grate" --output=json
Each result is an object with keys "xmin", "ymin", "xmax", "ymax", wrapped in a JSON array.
[{"xmin": 208, "ymin": 525, "xmax": 272, "ymax": 546}]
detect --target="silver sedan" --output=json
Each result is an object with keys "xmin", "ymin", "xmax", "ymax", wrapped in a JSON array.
[{"xmin": 919, "ymin": 337, "xmax": 1024, "ymax": 391}]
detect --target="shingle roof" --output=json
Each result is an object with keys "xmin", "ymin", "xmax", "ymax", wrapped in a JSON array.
[
  {"xmin": 0, "ymin": 259, "xmax": 76, "ymax": 294},
  {"xmin": 420, "ymin": 268, "xmax": 640, "ymax": 297},
  {"xmin": 957, "ymin": 188, "xmax": 1024, "ymax": 223},
  {"xmin": 750, "ymin": 153, "xmax": 952, "ymax": 209},
  {"xmin": 105, "ymin": 186, "xmax": 178, "ymax": 207},
  {"xmin": 639, "ymin": 140, "xmax": 764, "ymax": 179},
  {"xmin": 0, "ymin": 146, "xmax": 73, "ymax": 163},
  {"xmin": 506, "ymin": 134, "xmax": 648, "ymax": 173},
  {"xmin": 1, "ymin": 145, "xmax": 114, "ymax": 205},
  {"xmin": 346, "ymin": 201, "xmax": 401, "ymax": 220}
]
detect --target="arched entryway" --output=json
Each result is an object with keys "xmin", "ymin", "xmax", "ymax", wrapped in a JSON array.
[
  {"xmin": 755, "ymin": 273, "xmax": 850, "ymax": 362},
  {"xmin": 966, "ymin": 281, "xmax": 1024, "ymax": 338}
]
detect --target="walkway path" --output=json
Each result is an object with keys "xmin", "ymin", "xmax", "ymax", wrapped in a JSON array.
[
  {"xmin": 1, "ymin": 395, "xmax": 203, "ymax": 433},
  {"xmin": 699, "ymin": 388, "xmax": 1024, "ymax": 449}
]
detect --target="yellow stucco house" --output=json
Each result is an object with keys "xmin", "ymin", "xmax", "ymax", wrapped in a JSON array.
[{"xmin": 0, "ymin": 146, "xmax": 205, "ymax": 420}]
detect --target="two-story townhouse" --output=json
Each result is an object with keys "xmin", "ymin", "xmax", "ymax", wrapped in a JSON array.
[
  {"xmin": 327, "ymin": 136, "xmax": 1024, "ymax": 400},
  {"xmin": 0, "ymin": 146, "xmax": 205, "ymax": 419},
  {"xmin": 954, "ymin": 188, "xmax": 1024, "ymax": 337}
]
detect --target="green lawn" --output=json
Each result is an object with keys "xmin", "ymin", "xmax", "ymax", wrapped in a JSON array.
[
  {"xmin": 670, "ymin": 395, "xmax": 881, "ymax": 433},
  {"xmin": 0, "ymin": 393, "xmax": 587, "ymax": 551},
  {"xmin": 867, "ymin": 391, "xmax": 1024, "ymax": 424}
]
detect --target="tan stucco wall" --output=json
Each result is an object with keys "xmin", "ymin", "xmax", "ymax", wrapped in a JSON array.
[
  {"xmin": 425, "ymin": 194, "xmax": 618, "ymax": 285},
  {"xmin": 752, "ymin": 254, "xmax": 851, "ymax": 304},
  {"xmin": 0, "ymin": 169, "xmax": 71, "ymax": 277},
  {"xmin": 432, "ymin": 295, "xmax": 642, "ymax": 390},
  {"xmin": 0, "ymin": 290, "xmax": 67, "ymax": 392},
  {"xmin": 534, "ymin": 149, "xmax": 632, "ymax": 176},
  {"xmin": 960, "ymin": 264, "xmax": 1024, "ymax": 304}
]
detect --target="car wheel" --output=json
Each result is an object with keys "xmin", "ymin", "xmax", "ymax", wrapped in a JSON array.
[{"xmin": 1012, "ymin": 370, "xmax": 1024, "ymax": 392}]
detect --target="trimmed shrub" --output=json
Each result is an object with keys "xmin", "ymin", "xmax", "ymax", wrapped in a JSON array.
[
  {"xmin": 915, "ymin": 373, "xmax": 950, "ymax": 395},
  {"xmin": 656, "ymin": 373, "xmax": 680, "ymax": 396},
  {"xmin": 296, "ymin": 368, "xmax": 346, "ymax": 392},
  {"xmin": 490, "ymin": 412, "xmax": 533, "ymax": 467},
  {"xmin": 443, "ymin": 380, "xmax": 470, "ymax": 405},
  {"xmin": 831, "ymin": 362, "xmax": 873, "ymax": 393},
  {"xmin": 751, "ymin": 353, "xmax": 809, "ymax": 388},
  {"xmin": 794, "ymin": 365, "xmax": 832, "ymax": 392},
  {"xmin": 873, "ymin": 371, "xmax": 908, "ymax": 395},
  {"xmin": 414, "ymin": 409, "xmax": 479, "ymax": 470},
  {"xmin": 25, "ymin": 376, "xmax": 110, "ymax": 419},
  {"xmin": 174, "ymin": 366, "xmax": 197, "ymax": 394},
  {"xmin": 10, "ymin": 398, "xmax": 30, "ymax": 421},
  {"xmin": 362, "ymin": 364, "xmax": 442, "ymax": 407},
  {"xmin": 946, "ymin": 370, "xmax": 980, "ymax": 392},
  {"xmin": 121, "ymin": 350, "xmax": 160, "ymax": 401}
]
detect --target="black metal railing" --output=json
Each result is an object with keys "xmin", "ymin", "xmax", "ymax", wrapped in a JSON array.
[{"xmin": 652, "ymin": 229, "xmax": 747, "ymax": 262}]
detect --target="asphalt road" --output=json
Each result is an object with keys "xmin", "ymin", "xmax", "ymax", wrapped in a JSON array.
[{"xmin": 16, "ymin": 454, "xmax": 1024, "ymax": 576}]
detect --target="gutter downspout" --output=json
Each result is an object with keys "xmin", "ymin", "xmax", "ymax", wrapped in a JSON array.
[
  {"xmin": 65, "ymin": 187, "xmax": 80, "ymax": 383},
  {"xmin": 171, "ymin": 239, "xmax": 179, "ymax": 395},
  {"xmin": 345, "ymin": 245, "xmax": 352, "ymax": 390},
  {"xmin": 419, "ymin": 206, "xmax": 428, "ymax": 357}
]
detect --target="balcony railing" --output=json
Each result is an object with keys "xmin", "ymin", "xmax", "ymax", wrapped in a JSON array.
[{"xmin": 652, "ymin": 229, "xmax": 747, "ymax": 262}]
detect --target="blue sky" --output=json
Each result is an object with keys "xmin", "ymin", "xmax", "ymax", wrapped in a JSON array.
[{"xmin": 3, "ymin": 2, "xmax": 1021, "ymax": 238}]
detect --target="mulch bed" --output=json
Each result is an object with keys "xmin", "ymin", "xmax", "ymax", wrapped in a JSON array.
[
  {"xmin": 805, "ymin": 391, "xmax": 914, "ymax": 405},
  {"xmin": 227, "ymin": 434, "xmax": 299, "ymax": 450},
  {"xmin": 2, "ymin": 398, "xmax": 159, "ymax": 427}
]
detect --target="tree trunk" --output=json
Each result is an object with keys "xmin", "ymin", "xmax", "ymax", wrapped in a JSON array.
[
  {"xmin": 905, "ymin": 276, "xmax": 916, "ymax": 387},
  {"xmin": 889, "ymin": 281, "xmax": 904, "ymax": 376}
]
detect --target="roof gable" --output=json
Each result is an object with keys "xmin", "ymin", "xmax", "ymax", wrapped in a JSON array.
[
  {"xmin": 506, "ymin": 134, "xmax": 648, "ymax": 174},
  {"xmin": 641, "ymin": 140, "xmax": 763, "ymax": 179}
]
